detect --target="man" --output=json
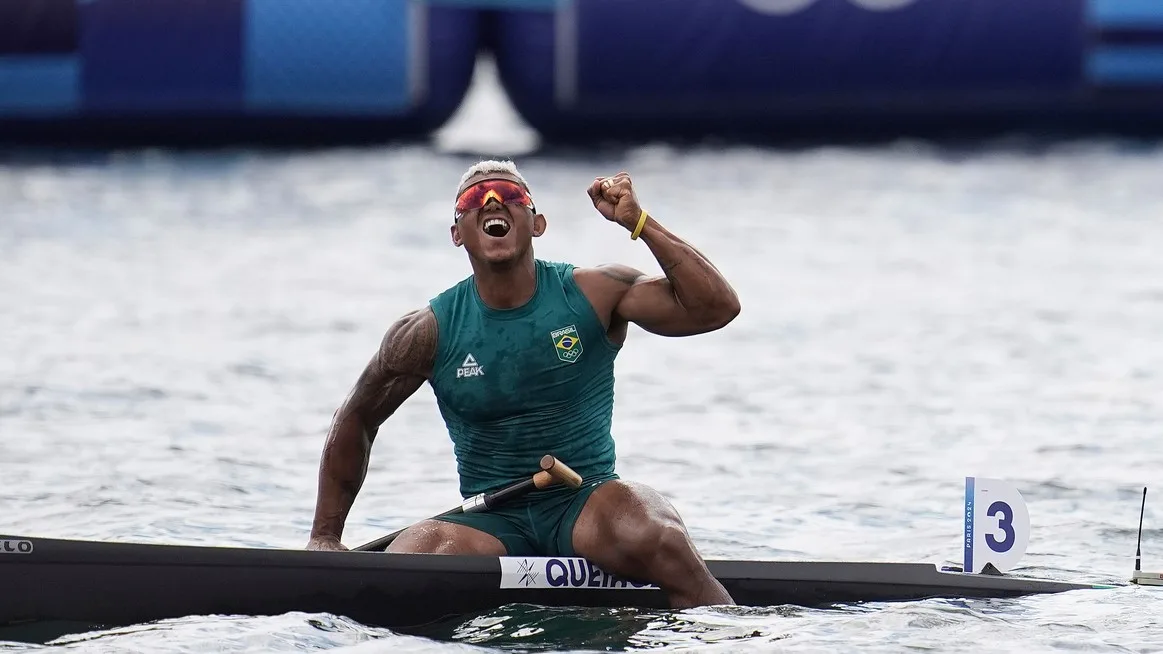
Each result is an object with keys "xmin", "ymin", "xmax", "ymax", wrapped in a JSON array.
[{"xmin": 306, "ymin": 160, "xmax": 741, "ymax": 608}]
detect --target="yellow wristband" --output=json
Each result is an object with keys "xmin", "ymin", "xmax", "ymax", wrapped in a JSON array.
[{"xmin": 630, "ymin": 209, "xmax": 648, "ymax": 240}]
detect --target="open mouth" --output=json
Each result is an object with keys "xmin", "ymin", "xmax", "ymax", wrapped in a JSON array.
[{"xmin": 483, "ymin": 217, "xmax": 511, "ymax": 238}]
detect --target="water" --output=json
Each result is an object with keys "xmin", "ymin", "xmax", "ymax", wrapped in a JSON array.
[{"xmin": 3, "ymin": 60, "xmax": 1163, "ymax": 652}]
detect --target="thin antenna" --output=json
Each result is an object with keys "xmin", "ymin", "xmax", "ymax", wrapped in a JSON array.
[
  {"xmin": 1131, "ymin": 486, "xmax": 1163, "ymax": 586},
  {"xmin": 1137, "ymin": 487, "xmax": 1147, "ymax": 572}
]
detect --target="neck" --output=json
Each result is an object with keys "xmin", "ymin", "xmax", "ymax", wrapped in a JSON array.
[{"xmin": 471, "ymin": 254, "xmax": 537, "ymax": 310}]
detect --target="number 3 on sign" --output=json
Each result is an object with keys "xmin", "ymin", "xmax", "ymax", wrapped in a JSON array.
[{"xmin": 963, "ymin": 477, "xmax": 1030, "ymax": 574}]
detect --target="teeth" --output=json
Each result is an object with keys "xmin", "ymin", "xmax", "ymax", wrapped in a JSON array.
[{"xmin": 484, "ymin": 218, "xmax": 508, "ymax": 230}]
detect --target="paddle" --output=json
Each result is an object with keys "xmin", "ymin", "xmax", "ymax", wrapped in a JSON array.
[{"xmin": 353, "ymin": 454, "xmax": 583, "ymax": 552}]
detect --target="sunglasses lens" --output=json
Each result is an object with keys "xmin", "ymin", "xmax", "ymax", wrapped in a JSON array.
[{"xmin": 455, "ymin": 180, "xmax": 530, "ymax": 215}]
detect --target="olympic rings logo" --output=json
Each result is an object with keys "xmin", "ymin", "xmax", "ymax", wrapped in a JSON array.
[{"xmin": 737, "ymin": 0, "xmax": 919, "ymax": 14}]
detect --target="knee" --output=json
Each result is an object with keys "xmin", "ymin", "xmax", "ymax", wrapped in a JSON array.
[
  {"xmin": 618, "ymin": 520, "xmax": 695, "ymax": 571},
  {"xmin": 387, "ymin": 521, "xmax": 465, "ymax": 554},
  {"xmin": 422, "ymin": 528, "xmax": 465, "ymax": 555}
]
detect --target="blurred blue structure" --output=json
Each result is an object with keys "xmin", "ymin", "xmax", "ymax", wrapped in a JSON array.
[
  {"xmin": 1, "ymin": 0, "xmax": 1163, "ymax": 145},
  {"xmin": 0, "ymin": 0, "xmax": 481, "ymax": 145}
]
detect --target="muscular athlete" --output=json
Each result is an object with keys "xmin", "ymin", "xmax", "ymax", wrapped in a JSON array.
[{"xmin": 306, "ymin": 160, "xmax": 741, "ymax": 608}]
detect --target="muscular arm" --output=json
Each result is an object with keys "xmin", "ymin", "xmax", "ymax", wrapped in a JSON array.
[
  {"xmin": 308, "ymin": 307, "xmax": 437, "ymax": 547},
  {"xmin": 594, "ymin": 216, "xmax": 741, "ymax": 337}
]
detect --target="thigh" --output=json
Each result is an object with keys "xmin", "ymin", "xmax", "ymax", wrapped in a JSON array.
[
  {"xmin": 570, "ymin": 480, "xmax": 706, "ymax": 580},
  {"xmin": 386, "ymin": 518, "xmax": 510, "ymax": 555},
  {"xmin": 550, "ymin": 479, "xmax": 616, "ymax": 556}
]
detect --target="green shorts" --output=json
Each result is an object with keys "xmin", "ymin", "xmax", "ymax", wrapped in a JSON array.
[{"xmin": 436, "ymin": 474, "xmax": 617, "ymax": 556}]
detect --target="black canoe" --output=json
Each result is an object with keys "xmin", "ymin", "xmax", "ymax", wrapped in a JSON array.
[{"xmin": 0, "ymin": 534, "xmax": 1110, "ymax": 642}]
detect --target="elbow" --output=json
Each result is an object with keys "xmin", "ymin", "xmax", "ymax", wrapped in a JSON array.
[
  {"xmin": 722, "ymin": 290, "xmax": 742, "ymax": 323},
  {"xmin": 701, "ymin": 290, "xmax": 741, "ymax": 331}
]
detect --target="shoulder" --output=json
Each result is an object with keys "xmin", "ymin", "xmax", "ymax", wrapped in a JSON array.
[
  {"xmin": 570, "ymin": 263, "xmax": 652, "ymax": 331},
  {"xmin": 430, "ymin": 273, "xmax": 475, "ymax": 303},
  {"xmin": 539, "ymin": 258, "xmax": 643, "ymax": 281},
  {"xmin": 573, "ymin": 263, "xmax": 648, "ymax": 288},
  {"xmin": 535, "ymin": 258, "xmax": 578, "ymax": 279},
  {"xmin": 378, "ymin": 307, "xmax": 438, "ymax": 376},
  {"xmin": 427, "ymin": 274, "xmax": 476, "ymax": 328}
]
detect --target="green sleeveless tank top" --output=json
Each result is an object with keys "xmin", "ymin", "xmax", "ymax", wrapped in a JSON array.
[{"xmin": 427, "ymin": 259, "xmax": 621, "ymax": 500}]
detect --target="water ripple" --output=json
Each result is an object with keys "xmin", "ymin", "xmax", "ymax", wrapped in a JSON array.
[{"xmin": 4, "ymin": 137, "xmax": 1163, "ymax": 652}]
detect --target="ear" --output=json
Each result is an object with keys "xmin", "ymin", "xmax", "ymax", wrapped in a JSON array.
[
  {"xmin": 532, "ymin": 212, "xmax": 547, "ymax": 238},
  {"xmin": 451, "ymin": 223, "xmax": 463, "ymax": 247}
]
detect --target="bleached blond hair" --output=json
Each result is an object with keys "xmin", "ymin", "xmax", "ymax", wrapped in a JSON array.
[{"xmin": 457, "ymin": 159, "xmax": 531, "ymax": 194}]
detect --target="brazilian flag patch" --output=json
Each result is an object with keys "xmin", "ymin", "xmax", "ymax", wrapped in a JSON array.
[{"xmin": 550, "ymin": 325, "xmax": 583, "ymax": 364}]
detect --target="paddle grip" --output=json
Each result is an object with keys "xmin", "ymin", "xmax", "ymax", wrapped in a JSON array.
[{"xmin": 539, "ymin": 455, "xmax": 583, "ymax": 489}]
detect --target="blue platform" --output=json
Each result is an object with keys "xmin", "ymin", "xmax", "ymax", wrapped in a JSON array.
[
  {"xmin": 492, "ymin": 0, "xmax": 1163, "ymax": 140},
  {"xmin": 2, "ymin": 0, "xmax": 1163, "ymax": 144},
  {"xmin": 0, "ymin": 0, "xmax": 480, "ymax": 143}
]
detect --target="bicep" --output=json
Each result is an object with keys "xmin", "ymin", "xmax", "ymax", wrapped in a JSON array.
[
  {"xmin": 336, "ymin": 308, "xmax": 436, "ymax": 430},
  {"xmin": 614, "ymin": 275, "xmax": 699, "ymax": 337},
  {"xmin": 340, "ymin": 363, "xmax": 427, "ymax": 432},
  {"xmin": 588, "ymin": 263, "xmax": 691, "ymax": 337}
]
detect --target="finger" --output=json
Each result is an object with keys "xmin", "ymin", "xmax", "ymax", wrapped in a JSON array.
[
  {"xmin": 607, "ymin": 175, "xmax": 632, "ymax": 193},
  {"xmin": 587, "ymin": 180, "xmax": 603, "ymax": 201},
  {"xmin": 588, "ymin": 188, "xmax": 613, "ymax": 212},
  {"xmin": 603, "ymin": 175, "xmax": 626, "ymax": 191}
]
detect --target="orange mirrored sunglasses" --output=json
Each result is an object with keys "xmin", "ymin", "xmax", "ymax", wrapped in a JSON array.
[{"xmin": 454, "ymin": 179, "xmax": 535, "ymax": 221}]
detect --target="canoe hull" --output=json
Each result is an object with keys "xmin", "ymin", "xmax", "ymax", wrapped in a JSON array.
[{"xmin": 0, "ymin": 535, "xmax": 1101, "ymax": 641}]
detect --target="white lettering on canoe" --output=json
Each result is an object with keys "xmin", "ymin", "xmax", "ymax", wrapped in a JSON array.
[
  {"xmin": 0, "ymin": 540, "xmax": 33, "ymax": 554},
  {"xmin": 499, "ymin": 557, "xmax": 658, "ymax": 590}
]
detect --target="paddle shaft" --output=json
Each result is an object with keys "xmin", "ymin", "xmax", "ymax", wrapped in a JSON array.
[
  {"xmin": 353, "ymin": 477, "xmax": 539, "ymax": 552},
  {"xmin": 353, "ymin": 455, "xmax": 582, "ymax": 552}
]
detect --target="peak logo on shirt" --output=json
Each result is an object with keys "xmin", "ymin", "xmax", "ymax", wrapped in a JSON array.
[
  {"xmin": 551, "ymin": 325, "xmax": 583, "ymax": 364},
  {"xmin": 457, "ymin": 353, "xmax": 484, "ymax": 378}
]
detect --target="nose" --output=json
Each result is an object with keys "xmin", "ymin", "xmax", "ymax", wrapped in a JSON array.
[{"xmin": 482, "ymin": 196, "xmax": 506, "ymax": 213}]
